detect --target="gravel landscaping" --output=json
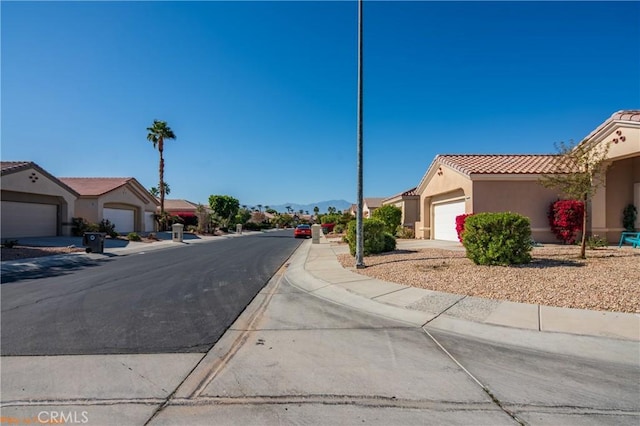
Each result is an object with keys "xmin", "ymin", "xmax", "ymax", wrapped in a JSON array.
[{"xmin": 337, "ymin": 245, "xmax": 640, "ymax": 314}]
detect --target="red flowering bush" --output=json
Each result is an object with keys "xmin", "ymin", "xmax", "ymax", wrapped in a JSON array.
[
  {"xmin": 548, "ymin": 200, "xmax": 584, "ymax": 244},
  {"xmin": 455, "ymin": 213, "xmax": 474, "ymax": 242}
]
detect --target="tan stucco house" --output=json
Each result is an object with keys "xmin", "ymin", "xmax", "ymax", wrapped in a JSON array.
[
  {"xmin": 382, "ymin": 187, "xmax": 420, "ymax": 230},
  {"xmin": 59, "ymin": 177, "xmax": 159, "ymax": 234},
  {"xmin": 412, "ymin": 110, "xmax": 639, "ymax": 242},
  {"xmin": 1, "ymin": 161, "xmax": 79, "ymax": 238}
]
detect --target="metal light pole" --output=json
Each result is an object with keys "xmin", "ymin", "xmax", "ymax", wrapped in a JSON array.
[{"xmin": 355, "ymin": 0, "xmax": 365, "ymax": 268}]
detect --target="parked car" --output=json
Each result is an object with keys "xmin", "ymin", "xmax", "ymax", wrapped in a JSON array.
[{"xmin": 294, "ymin": 224, "xmax": 312, "ymax": 238}]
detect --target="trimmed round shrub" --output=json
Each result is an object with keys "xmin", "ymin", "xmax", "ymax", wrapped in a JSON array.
[
  {"xmin": 346, "ymin": 218, "xmax": 387, "ymax": 256},
  {"xmin": 383, "ymin": 232, "xmax": 397, "ymax": 252},
  {"xmin": 463, "ymin": 212, "xmax": 532, "ymax": 266},
  {"xmin": 127, "ymin": 232, "xmax": 141, "ymax": 241}
]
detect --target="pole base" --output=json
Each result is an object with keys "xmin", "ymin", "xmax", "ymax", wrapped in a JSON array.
[{"xmin": 355, "ymin": 263, "xmax": 366, "ymax": 269}]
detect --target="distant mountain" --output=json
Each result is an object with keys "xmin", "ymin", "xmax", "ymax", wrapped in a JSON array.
[{"xmin": 268, "ymin": 200, "xmax": 353, "ymax": 214}]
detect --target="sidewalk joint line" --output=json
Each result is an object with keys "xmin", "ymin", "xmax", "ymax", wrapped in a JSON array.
[
  {"xmin": 423, "ymin": 328, "xmax": 526, "ymax": 425},
  {"xmin": 421, "ymin": 295, "xmax": 467, "ymax": 328}
]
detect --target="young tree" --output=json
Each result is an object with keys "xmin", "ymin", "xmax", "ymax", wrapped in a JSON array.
[
  {"xmin": 541, "ymin": 139, "xmax": 611, "ymax": 259},
  {"xmin": 146, "ymin": 120, "xmax": 176, "ymax": 229},
  {"xmin": 208, "ymin": 195, "xmax": 240, "ymax": 229}
]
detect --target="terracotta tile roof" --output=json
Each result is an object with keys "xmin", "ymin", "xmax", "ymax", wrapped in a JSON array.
[
  {"xmin": 580, "ymin": 109, "xmax": 640, "ymax": 145},
  {"xmin": 364, "ymin": 197, "xmax": 386, "ymax": 209},
  {"xmin": 437, "ymin": 154, "xmax": 561, "ymax": 175},
  {"xmin": 59, "ymin": 177, "xmax": 135, "ymax": 196},
  {"xmin": 1, "ymin": 161, "xmax": 80, "ymax": 196},
  {"xmin": 1, "ymin": 161, "xmax": 33, "ymax": 174},
  {"xmin": 164, "ymin": 199, "xmax": 199, "ymax": 211},
  {"xmin": 611, "ymin": 110, "xmax": 640, "ymax": 122},
  {"xmin": 383, "ymin": 187, "xmax": 418, "ymax": 203}
]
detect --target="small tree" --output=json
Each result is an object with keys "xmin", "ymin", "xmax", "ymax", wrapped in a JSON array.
[
  {"xmin": 372, "ymin": 204, "xmax": 402, "ymax": 235},
  {"xmin": 541, "ymin": 139, "xmax": 611, "ymax": 259},
  {"xmin": 208, "ymin": 195, "xmax": 240, "ymax": 229}
]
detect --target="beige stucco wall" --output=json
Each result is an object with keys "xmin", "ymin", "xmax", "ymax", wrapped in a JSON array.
[
  {"xmin": 415, "ymin": 165, "xmax": 472, "ymax": 239},
  {"xmin": 592, "ymin": 156, "xmax": 640, "ymax": 240},
  {"xmin": 1, "ymin": 169, "xmax": 77, "ymax": 236},
  {"xmin": 606, "ymin": 126, "xmax": 639, "ymax": 161},
  {"xmin": 73, "ymin": 185, "xmax": 155, "ymax": 232},
  {"xmin": 591, "ymin": 123, "xmax": 640, "ymax": 240},
  {"xmin": 472, "ymin": 180, "xmax": 560, "ymax": 243}
]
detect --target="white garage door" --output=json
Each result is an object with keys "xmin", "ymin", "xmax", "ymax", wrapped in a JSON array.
[
  {"xmin": 1, "ymin": 201, "xmax": 57, "ymax": 238},
  {"xmin": 144, "ymin": 212, "xmax": 155, "ymax": 233},
  {"xmin": 434, "ymin": 200, "xmax": 466, "ymax": 241},
  {"xmin": 103, "ymin": 208, "xmax": 134, "ymax": 234}
]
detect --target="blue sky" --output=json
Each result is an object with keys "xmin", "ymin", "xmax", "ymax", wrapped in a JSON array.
[{"xmin": 2, "ymin": 1, "xmax": 639, "ymax": 207}]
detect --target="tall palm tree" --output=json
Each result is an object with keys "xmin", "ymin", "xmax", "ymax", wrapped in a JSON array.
[{"xmin": 146, "ymin": 120, "xmax": 176, "ymax": 228}]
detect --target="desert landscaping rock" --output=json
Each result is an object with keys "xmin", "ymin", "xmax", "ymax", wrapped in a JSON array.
[{"xmin": 337, "ymin": 246, "xmax": 640, "ymax": 314}]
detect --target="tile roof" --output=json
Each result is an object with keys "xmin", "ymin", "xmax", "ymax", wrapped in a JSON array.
[
  {"xmin": 383, "ymin": 187, "xmax": 419, "ymax": 203},
  {"xmin": 164, "ymin": 199, "xmax": 199, "ymax": 211},
  {"xmin": 364, "ymin": 197, "xmax": 386, "ymax": 208},
  {"xmin": 1, "ymin": 161, "xmax": 80, "ymax": 196},
  {"xmin": 437, "ymin": 154, "xmax": 561, "ymax": 175},
  {"xmin": 1, "ymin": 161, "xmax": 33, "ymax": 174},
  {"xmin": 611, "ymin": 110, "xmax": 640, "ymax": 122},
  {"xmin": 59, "ymin": 177, "xmax": 135, "ymax": 196}
]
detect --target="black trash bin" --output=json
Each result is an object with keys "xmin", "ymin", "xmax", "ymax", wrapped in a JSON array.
[{"xmin": 83, "ymin": 232, "xmax": 106, "ymax": 253}]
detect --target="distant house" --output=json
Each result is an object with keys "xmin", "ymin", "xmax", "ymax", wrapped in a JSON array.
[
  {"xmin": 363, "ymin": 197, "xmax": 385, "ymax": 218},
  {"xmin": 60, "ymin": 177, "xmax": 158, "ymax": 234},
  {"xmin": 412, "ymin": 110, "xmax": 640, "ymax": 242},
  {"xmin": 347, "ymin": 199, "xmax": 385, "ymax": 218},
  {"xmin": 383, "ymin": 187, "xmax": 420, "ymax": 230},
  {"xmin": 1, "ymin": 161, "xmax": 79, "ymax": 238}
]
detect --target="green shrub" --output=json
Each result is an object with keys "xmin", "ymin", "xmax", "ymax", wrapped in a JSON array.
[
  {"xmin": 127, "ymin": 232, "xmax": 141, "ymax": 241},
  {"xmin": 623, "ymin": 204, "xmax": 637, "ymax": 232},
  {"xmin": 99, "ymin": 219, "xmax": 118, "ymax": 238},
  {"xmin": 383, "ymin": 232, "xmax": 397, "ymax": 252},
  {"xmin": 333, "ymin": 224, "xmax": 345, "ymax": 234},
  {"xmin": 372, "ymin": 205, "xmax": 402, "ymax": 235},
  {"xmin": 586, "ymin": 234, "xmax": 608, "ymax": 249},
  {"xmin": 346, "ymin": 218, "xmax": 391, "ymax": 256},
  {"xmin": 396, "ymin": 225, "xmax": 415, "ymax": 239},
  {"xmin": 463, "ymin": 212, "xmax": 532, "ymax": 266}
]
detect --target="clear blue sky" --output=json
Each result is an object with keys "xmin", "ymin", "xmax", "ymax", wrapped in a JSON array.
[{"xmin": 2, "ymin": 1, "xmax": 639, "ymax": 207}]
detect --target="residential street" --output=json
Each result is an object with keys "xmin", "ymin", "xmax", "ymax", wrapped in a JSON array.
[
  {"xmin": 1, "ymin": 236, "xmax": 638, "ymax": 425},
  {"xmin": 1, "ymin": 231, "xmax": 302, "ymax": 355}
]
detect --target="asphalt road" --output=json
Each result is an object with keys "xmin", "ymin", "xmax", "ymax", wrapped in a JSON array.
[{"xmin": 1, "ymin": 230, "xmax": 302, "ymax": 356}]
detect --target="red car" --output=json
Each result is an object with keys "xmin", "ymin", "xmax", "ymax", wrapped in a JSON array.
[{"xmin": 294, "ymin": 224, "xmax": 312, "ymax": 238}]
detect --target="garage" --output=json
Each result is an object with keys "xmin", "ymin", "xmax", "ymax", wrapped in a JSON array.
[
  {"xmin": 1, "ymin": 201, "xmax": 57, "ymax": 238},
  {"xmin": 433, "ymin": 200, "xmax": 466, "ymax": 241},
  {"xmin": 103, "ymin": 208, "xmax": 135, "ymax": 234}
]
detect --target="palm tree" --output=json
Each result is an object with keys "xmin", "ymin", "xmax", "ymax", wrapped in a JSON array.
[
  {"xmin": 257, "ymin": 204, "xmax": 263, "ymax": 212},
  {"xmin": 314, "ymin": 206, "xmax": 320, "ymax": 216},
  {"xmin": 146, "ymin": 120, "xmax": 176, "ymax": 229},
  {"xmin": 149, "ymin": 182, "xmax": 170, "ymax": 198}
]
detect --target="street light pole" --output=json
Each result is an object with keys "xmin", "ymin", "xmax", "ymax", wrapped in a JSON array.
[{"xmin": 355, "ymin": 0, "xmax": 365, "ymax": 269}]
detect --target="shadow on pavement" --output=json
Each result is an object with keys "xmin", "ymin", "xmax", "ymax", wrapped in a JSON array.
[{"xmin": 1, "ymin": 257, "xmax": 112, "ymax": 284}]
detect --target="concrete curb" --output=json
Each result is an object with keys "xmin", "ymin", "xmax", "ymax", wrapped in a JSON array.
[{"xmin": 286, "ymin": 238, "xmax": 640, "ymax": 342}]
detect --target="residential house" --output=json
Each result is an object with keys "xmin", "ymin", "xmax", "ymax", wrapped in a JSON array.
[
  {"xmin": 412, "ymin": 110, "xmax": 640, "ymax": 242},
  {"xmin": 382, "ymin": 187, "xmax": 420, "ymax": 230},
  {"xmin": 1, "ymin": 161, "xmax": 79, "ymax": 238},
  {"xmin": 59, "ymin": 177, "xmax": 158, "ymax": 234}
]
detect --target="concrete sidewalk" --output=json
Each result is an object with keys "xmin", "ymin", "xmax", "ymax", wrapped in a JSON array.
[
  {"xmin": 1, "ymin": 231, "xmax": 638, "ymax": 425},
  {"xmin": 292, "ymin": 236, "xmax": 640, "ymax": 342}
]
